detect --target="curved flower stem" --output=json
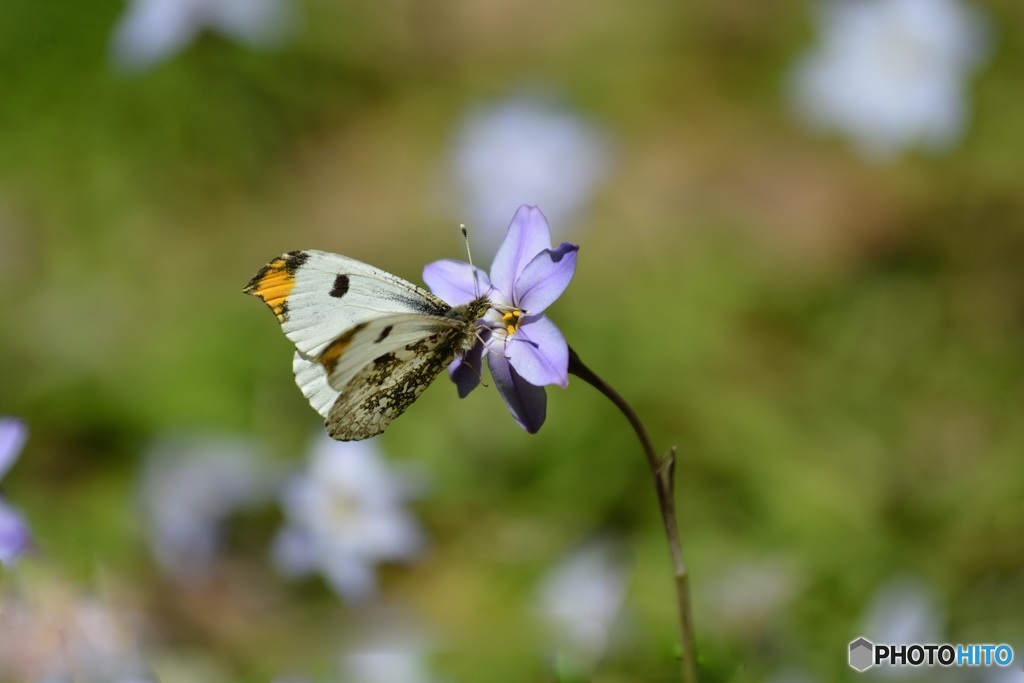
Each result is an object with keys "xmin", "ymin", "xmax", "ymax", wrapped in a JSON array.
[{"xmin": 568, "ymin": 346, "xmax": 698, "ymax": 683}]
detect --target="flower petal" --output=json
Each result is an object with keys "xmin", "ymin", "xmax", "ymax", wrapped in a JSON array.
[
  {"xmin": 0, "ymin": 499, "xmax": 31, "ymax": 566},
  {"xmin": 514, "ymin": 242, "xmax": 578, "ymax": 314},
  {"xmin": 490, "ymin": 205, "xmax": 552, "ymax": 297},
  {"xmin": 207, "ymin": 0, "xmax": 296, "ymax": 47},
  {"xmin": 504, "ymin": 315, "xmax": 570, "ymax": 388},
  {"xmin": 0, "ymin": 418, "xmax": 27, "ymax": 483},
  {"xmin": 323, "ymin": 554, "xmax": 377, "ymax": 603},
  {"xmin": 488, "ymin": 353, "xmax": 548, "ymax": 433},
  {"xmin": 423, "ymin": 259, "xmax": 491, "ymax": 307},
  {"xmin": 272, "ymin": 526, "xmax": 318, "ymax": 577},
  {"xmin": 110, "ymin": 0, "xmax": 198, "ymax": 72},
  {"xmin": 448, "ymin": 338, "xmax": 486, "ymax": 398}
]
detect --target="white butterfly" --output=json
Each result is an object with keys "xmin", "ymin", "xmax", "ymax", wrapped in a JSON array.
[{"xmin": 244, "ymin": 250, "xmax": 490, "ymax": 441}]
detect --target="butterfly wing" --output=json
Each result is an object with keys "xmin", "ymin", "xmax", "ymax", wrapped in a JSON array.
[
  {"xmin": 244, "ymin": 250, "xmax": 453, "ymax": 358},
  {"xmin": 324, "ymin": 323, "xmax": 472, "ymax": 441},
  {"xmin": 245, "ymin": 251, "xmax": 481, "ymax": 440},
  {"xmin": 292, "ymin": 314, "xmax": 473, "ymax": 440}
]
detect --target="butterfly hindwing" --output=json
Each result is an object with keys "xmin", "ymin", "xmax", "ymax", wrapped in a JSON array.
[
  {"xmin": 319, "ymin": 314, "xmax": 464, "ymax": 392},
  {"xmin": 291, "ymin": 316, "xmax": 472, "ymax": 441},
  {"xmin": 324, "ymin": 325, "xmax": 471, "ymax": 441},
  {"xmin": 289, "ymin": 313, "xmax": 463, "ymax": 418}
]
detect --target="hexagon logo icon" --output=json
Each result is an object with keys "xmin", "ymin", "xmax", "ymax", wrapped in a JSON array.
[{"xmin": 849, "ymin": 637, "xmax": 874, "ymax": 671}]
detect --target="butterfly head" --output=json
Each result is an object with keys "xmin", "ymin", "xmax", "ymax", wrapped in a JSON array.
[{"xmin": 463, "ymin": 295, "xmax": 492, "ymax": 324}]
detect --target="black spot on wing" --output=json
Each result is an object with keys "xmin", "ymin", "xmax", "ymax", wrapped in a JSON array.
[
  {"xmin": 375, "ymin": 325, "xmax": 393, "ymax": 343},
  {"xmin": 330, "ymin": 274, "xmax": 350, "ymax": 298},
  {"xmin": 384, "ymin": 291, "xmax": 451, "ymax": 316}
]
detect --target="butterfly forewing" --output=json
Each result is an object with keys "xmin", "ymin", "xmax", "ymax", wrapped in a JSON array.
[{"xmin": 244, "ymin": 250, "xmax": 451, "ymax": 358}]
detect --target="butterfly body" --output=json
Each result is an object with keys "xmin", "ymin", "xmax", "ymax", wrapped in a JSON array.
[{"xmin": 245, "ymin": 250, "xmax": 490, "ymax": 440}]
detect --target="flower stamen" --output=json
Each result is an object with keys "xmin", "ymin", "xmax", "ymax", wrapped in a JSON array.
[{"xmin": 501, "ymin": 310, "xmax": 524, "ymax": 336}]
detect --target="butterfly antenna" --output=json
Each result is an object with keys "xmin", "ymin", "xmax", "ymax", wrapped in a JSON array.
[{"xmin": 461, "ymin": 224, "xmax": 481, "ymax": 299}]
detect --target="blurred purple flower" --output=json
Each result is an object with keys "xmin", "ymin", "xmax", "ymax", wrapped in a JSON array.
[
  {"xmin": 423, "ymin": 205, "xmax": 578, "ymax": 433},
  {"xmin": 139, "ymin": 434, "xmax": 279, "ymax": 581},
  {"xmin": 109, "ymin": 0, "xmax": 297, "ymax": 72},
  {"xmin": 272, "ymin": 434, "xmax": 424, "ymax": 603},
  {"xmin": 0, "ymin": 501, "xmax": 30, "ymax": 568},
  {"xmin": 789, "ymin": 0, "xmax": 989, "ymax": 160},
  {"xmin": 0, "ymin": 417, "xmax": 31, "ymax": 566},
  {"xmin": 451, "ymin": 97, "xmax": 611, "ymax": 252},
  {"xmin": 0, "ymin": 418, "xmax": 28, "ymax": 481}
]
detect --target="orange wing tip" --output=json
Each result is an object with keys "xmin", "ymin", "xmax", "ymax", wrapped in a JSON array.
[{"xmin": 243, "ymin": 251, "xmax": 310, "ymax": 322}]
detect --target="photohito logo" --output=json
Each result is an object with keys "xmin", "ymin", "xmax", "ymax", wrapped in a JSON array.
[{"xmin": 849, "ymin": 636, "xmax": 1015, "ymax": 672}]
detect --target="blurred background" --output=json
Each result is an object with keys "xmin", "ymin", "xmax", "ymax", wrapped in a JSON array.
[{"xmin": 1, "ymin": 0, "xmax": 1023, "ymax": 681}]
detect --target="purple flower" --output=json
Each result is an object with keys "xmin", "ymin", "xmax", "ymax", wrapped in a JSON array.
[
  {"xmin": 788, "ymin": 0, "xmax": 989, "ymax": 160},
  {"xmin": 423, "ymin": 205, "xmax": 578, "ymax": 433},
  {"xmin": 109, "ymin": 0, "xmax": 297, "ymax": 73},
  {"xmin": 450, "ymin": 97, "xmax": 611, "ymax": 252},
  {"xmin": 0, "ymin": 417, "xmax": 30, "ymax": 566},
  {"xmin": 139, "ymin": 433, "xmax": 280, "ymax": 581}
]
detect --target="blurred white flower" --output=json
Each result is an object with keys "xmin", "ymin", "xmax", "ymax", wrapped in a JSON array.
[
  {"xmin": 139, "ymin": 433, "xmax": 279, "ymax": 581},
  {"xmin": 861, "ymin": 575, "xmax": 944, "ymax": 680},
  {"xmin": 340, "ymin": 608, "xmax": 444, "ymax": 683},
  {"xmin": 0, "ymin": 585, "xmax": 154, "ymax": 683},
  {"xmin": 984, "ymin": 666, "xmax": 1024, "ymax": 683},
  {"xmin": 0, "ymin": 416, "xmax": 31, "ymax": 566},
  {"xmin": 272, "ymin": 434, "xmax": 424, "ymax": 602},
  {"xmin": 109, "ymin": 0, "xmax": 296, "ymax": 72},
  {"xmin": 704, "ymin": 556, "xmax": 803, "ymax": 633},
  {"xmin": 343, "ymin": 646, "xmax": 440, "ymax": 683},
  {"xmin": 535, "ymin": 541, "xmax": 629, "ymax": 671},
  {"xmin": 451, "ymin": 97, "xmax": 612, "ymax": 252},
  {"xmin": 789, "ymin": 0, "xmax": 989, "ymax": 160}
]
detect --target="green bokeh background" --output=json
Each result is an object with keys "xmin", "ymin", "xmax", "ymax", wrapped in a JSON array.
[{"xmin": 2, "ymin": 1, "xmax": 1023, "ymax": 681}]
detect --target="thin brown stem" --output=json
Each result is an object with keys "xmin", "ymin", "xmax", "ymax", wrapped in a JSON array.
[{"xmin": 567, "ymin": 346, "xmax": 698, "ymax": 683}]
